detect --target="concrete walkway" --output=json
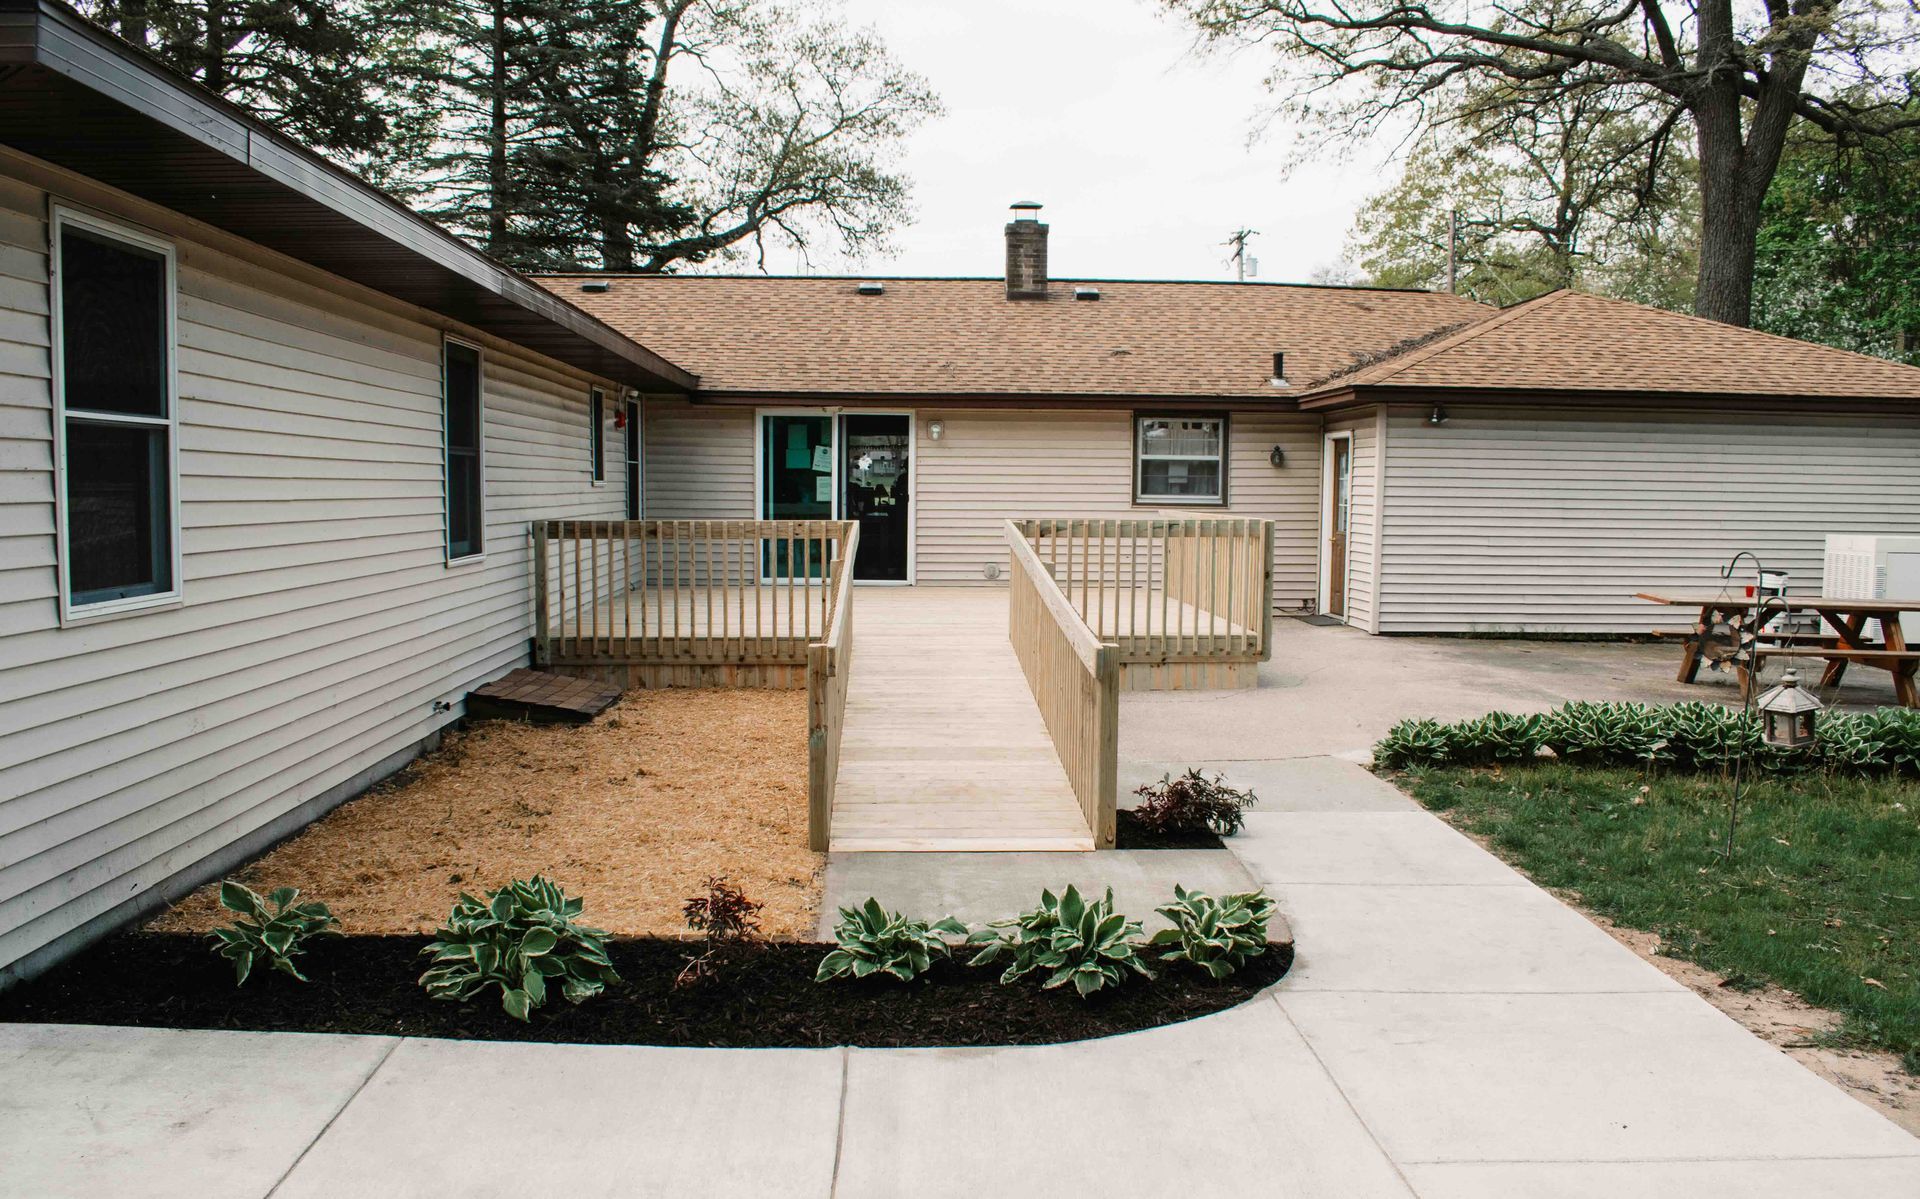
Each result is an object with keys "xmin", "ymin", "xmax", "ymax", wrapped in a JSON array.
[{"xmin": 4, "ymin": 760, "xmax": 1916, "ymax": 1197}]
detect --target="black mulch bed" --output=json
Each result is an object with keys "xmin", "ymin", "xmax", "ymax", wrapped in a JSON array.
[
  {"xmin": 1114, "ymin": 809, "xmax": 1226, "ymax": 850},
  {"xmin": 0, "ymin": 933, "xmax": 1291, "ymax": 1048}
]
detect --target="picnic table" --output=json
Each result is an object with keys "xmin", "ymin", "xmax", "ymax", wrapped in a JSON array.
[{"xmin": 1635, "ymin": 591, "xmax": 1920, "ymax": 707}]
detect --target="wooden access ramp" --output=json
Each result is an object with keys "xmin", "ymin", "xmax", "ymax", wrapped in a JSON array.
[{"xmin": 828, "ymin": 588, "xmax": 1096, "ymax": 852}]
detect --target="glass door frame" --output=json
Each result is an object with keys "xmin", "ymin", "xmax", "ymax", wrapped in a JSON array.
[{"xmin": 753, "ymin": 407, "xmax": 915, "ymax": 586}]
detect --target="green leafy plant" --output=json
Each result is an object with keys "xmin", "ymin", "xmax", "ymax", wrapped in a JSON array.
[
  {"xmin": 815, "ymin": 899, "xmax": 968, "ymax": 983},
  {"xmin": 1148, "ymin": 885, "xmax": 1277, "ymax": 979},
  {"xmin": 419, "ymin": 876, "xmax": 619, "ymax": 1021},
  {"xmin": 968, "ymin": 885, "xmax": 1151, "ymax": 997},
  {"xmin": 207, "ymin": 882, "xmax": 340, "ymax": 985},
  {"xmin": 1449, "ymin": 712, "xmax": 1544, "ymax": 765},
  {"xmin": 1539, "ymin": 701, "xmax": 1665, "ymax": 764},
  {"xmin": 1373, "ymin": 718, "xmax": 1457, "ymax": 769},
  {"xmin": 1131, "ymin": 769, "xmax": 1259, "ymax": 836},
  {"xmin": 1372, "ymin": 700, "xmax": 1920, "ymax": 778}
]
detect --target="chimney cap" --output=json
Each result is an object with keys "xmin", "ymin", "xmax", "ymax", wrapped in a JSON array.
[{"xmin": 1009, "ymin": 200, "xmax": 1043, "ymax": 221}]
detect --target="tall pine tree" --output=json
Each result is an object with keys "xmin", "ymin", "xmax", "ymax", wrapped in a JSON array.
[{"xmin": 77, "ymin": 0, "xmax": 434, "ymax": 185}]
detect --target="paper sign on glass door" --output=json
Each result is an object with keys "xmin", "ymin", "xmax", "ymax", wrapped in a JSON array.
[
  {"xmin": 815, "ymin": 476, "xmax": 833, "ymax": 502},
  {"xmin": 811, "ymin": 445, "xmax": 832, "ymax": 472}
]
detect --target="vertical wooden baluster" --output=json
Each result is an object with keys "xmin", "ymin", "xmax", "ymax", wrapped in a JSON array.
[
  {"xmin": 1158, "ymin": 521, "xmax": 1170, "ymax": 653},
  {"xmin": 568, "ymin": 522, "xmax": 580, "ymax": 660},
  {"xmin": 754, "ymin": 525, "xmax": 764, "ymax": 657}
]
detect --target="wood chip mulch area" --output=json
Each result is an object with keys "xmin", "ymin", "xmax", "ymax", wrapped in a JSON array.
[{"xmin": 148, "ymin": 689, "xmax": 821, "ymax": 939}]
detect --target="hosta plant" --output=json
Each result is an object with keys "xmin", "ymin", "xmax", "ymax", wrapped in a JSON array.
[
  {"xmin": 1538, "ymin": 701, "xmax": 1664, "ymax": 765},
  {"xmin": 419, "ymin": 876, "xmax": 619, "ymax": 1021},
  {"xmin": 968, "ymin": 885, "xmax": 1151, "ymax": 997},
  {"xmin": 1131, "ymin": 769, "xmax": 1258, "ymax": 836},
  {"xmin": 815, "ymin": 899, "xmax": 968, "ymax": 983},
  {"xmin": 1373, "ymin": 718, "xmax": 1456, "ymax": 769},
  {"xmin": 208, "ymin": 882, "xmax": 340, "ymax": 985},
  {"xmin": 1448, "ymin": 712, "xmax": 1543, "ymax": 766},
  {"xmin": 1147, "ymin": 885, "xmax": 1277, "ymax": 979}
]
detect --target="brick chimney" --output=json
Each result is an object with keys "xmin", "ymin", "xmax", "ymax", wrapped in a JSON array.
[{"xmin": 1004, "ymin": 201, "xmax": 1048, "ymax": 300}]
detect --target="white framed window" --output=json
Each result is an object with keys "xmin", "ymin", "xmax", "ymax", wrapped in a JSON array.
[
  {"xmin": 588, "ymin": 386, "xmax": 606, "ymax": 484},
  {"xmin": 51, "ymin": 206, "xmax": 181, "ymax": 621},
  {"xmin": 1134, "ymin": 414, "xmax": 1227, "ymax": 505},
  {"xmin": 443, "ymin": 338, "xmax": 485, "ymax": 562}
]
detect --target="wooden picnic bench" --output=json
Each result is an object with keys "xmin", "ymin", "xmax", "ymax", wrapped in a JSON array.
[{"xmin": 1635, "ymin": 592, "xmax": 1920, "ymax": 708}]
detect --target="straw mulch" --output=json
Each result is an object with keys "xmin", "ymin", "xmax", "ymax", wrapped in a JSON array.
[{"xmin": 150, "ymin": 688, "xmax": 821, "ymax": 939}]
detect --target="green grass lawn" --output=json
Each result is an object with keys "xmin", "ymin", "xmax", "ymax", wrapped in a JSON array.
[{"xmin": 1396, "ymin": 764, "xmax": 1920, "ymax": 1070}]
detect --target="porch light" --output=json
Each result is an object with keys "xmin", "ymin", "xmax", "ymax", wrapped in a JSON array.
[
  {"xmin": 1428, "ymin": 404, "xmax": 1448, "ymax": 426},
  {"xmin": 927, "ymin": 419, "xmax": 944, "ymax": 441},
  {"xmin": 1755, "ymin": 670, "xmax": 1823, "ymax": 749},
  {"xmin": 1269, "ymin": 445, "xmax": 1285, "ymax": 467}
]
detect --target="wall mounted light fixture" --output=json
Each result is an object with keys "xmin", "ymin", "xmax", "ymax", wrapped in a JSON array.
[
  {"xmin": 927, "ymin": 419, "xmax": 945, "ymax": 441},
  {"xmin": 1269, "ymin": 445, "xmax": 1285, "ymax": 467},
  {"xmin": 1428, "ymin": 404, "xmax": 1448, "ymax": 426}
]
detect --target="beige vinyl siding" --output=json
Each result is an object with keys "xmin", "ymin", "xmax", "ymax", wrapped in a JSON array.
[
  {"xmin": 1374, "ymin": 404, "xmax": 1920, "ymax": 633},
  {"xmin": 1324, "ymin": 409, "xmax": 1380, "ymax": 631},
  {"xmin": 916, "ymin": 408, "xmax": 1318, "ymax": 603},
  {"xmin": 641, "ymin": 396, "xmax": 755, "ymax": 519},
  {"xmin": 640, "ymin": 402, "xmax": 1321, "ymax": 605},
  {"xmin": 0, "ymin": 155, "xmax": 625, "ymax": 976}
]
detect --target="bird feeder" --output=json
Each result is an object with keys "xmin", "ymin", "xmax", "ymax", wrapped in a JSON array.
[{"xmin": 1755, "ymin": 670, "xmax": 1823, "ymax": 749}]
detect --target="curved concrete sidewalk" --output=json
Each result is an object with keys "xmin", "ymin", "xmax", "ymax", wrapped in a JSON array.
[{"xmin": 2, "ymin": 759, "xmax": 1915, "ymax": 1197}]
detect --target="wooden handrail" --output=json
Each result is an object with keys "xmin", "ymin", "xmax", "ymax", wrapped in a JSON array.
[
  {"xmin": 807, "ymin": 523, "xmax": 859, "ymax": 852},
  {"xmin": 1012, "ymin": 517, "xmax": 1274, "ymax": 666},
  {"xmin": 1004, "ymin": 520, "xmax": 1118, "ymax": 848},
  {"xmin": 530, "ymin": 519, "xmax": 853, "ymax": 667}
]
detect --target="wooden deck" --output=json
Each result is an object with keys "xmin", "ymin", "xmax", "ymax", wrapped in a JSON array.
[{"xmin": 830, "ymin": 588, "xmax": 1095, "ymax": 852}]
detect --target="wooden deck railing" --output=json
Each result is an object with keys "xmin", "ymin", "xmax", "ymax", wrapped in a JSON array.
[
  {"xmin": 1012, "ymin": 518, "xmax": 1274, "ymax": 663},
  {"xmin": 806, "ymin": 524, "xmax": 859, "ymax": 851},
  {"xmin": 1004, "ymin": 521, "xmax": 1119, "ymax": 849},
  {"xmin": 531, "ymin": 519, "xmax": 852, "ymax": 670},
  {"xmin": 530, "ymin": 518, "xmax": 858, "ymax": 852}
]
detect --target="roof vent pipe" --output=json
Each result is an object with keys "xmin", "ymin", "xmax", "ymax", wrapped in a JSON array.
[{"xmin": 1005, "ymin": 201, "xmax": 1048, "ymax": 300}]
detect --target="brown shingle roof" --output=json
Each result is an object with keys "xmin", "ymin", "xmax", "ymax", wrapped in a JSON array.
[
  {"xmin": 536, "ymin": 274, "xmax": 1492, "ymax": 399},
  {"xmin": 1297, "ymin": 289, "xmax": 1920, "ymax": 401}
]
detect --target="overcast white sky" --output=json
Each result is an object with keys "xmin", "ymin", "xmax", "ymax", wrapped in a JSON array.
[{"xmin": 817, "ymin": 0, "xmax": 1397, "ymax": 284}]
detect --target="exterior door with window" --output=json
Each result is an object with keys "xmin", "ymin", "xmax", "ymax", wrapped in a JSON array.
[
  {"xmin": 840, "ymin": 414, "xmax": 909, "ymax": 581},
  {"xmin": 758, "ymin": 412, "xmax": 911, "ymax": 582},
  {"xmin": 1327, "ymin": 436, "xmax": 1351, "ymax": 618}
]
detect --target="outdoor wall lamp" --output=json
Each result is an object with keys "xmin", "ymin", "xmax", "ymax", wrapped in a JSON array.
[
  {"xmin": 1428, "ymin": 404, "xmax": 1448, "ymax": 426},
  {"xmin": 1269, "ymin": 445, "xmax": 1285, "ymax": 467},
  {"xmin": 927, "ymin": 419, "xmax": 945, "ymax": 441}
]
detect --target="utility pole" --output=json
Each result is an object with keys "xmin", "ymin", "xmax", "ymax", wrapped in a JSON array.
[
  {"xmin": 1225, "ymin": 228, "xmax": 1259, "ymax": 282},
  {"xmin": 1445, "ymin": 209, "xmax": 1458, "ymax": 294}
]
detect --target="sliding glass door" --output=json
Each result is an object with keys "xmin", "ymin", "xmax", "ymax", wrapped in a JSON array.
[{"xmin": 758, "ymin": 411, "xmax": 911, "ymax": 582}]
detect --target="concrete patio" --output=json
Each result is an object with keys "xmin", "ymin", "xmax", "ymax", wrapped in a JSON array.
[
  {"xmin": 5, "ymin": 758, "xmax": 1915, "ymax": 1197},
  {"xmin": 1123, "ymin": 615, "xmax": 1906, "ymax": 765}
]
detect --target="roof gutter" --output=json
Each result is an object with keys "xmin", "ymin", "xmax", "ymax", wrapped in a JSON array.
[
  {"xmin": 1297, "ymin": 384, "xmax": 1920, "ymax": 415},
  {"xmin": 0, "ymin": 0, "xmax": 696, "ymax": 392}
]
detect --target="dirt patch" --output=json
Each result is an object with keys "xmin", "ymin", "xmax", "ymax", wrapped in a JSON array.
[
  {"xmin": 0, "ymin": 932, "xmax": 1292, "ymax": 1048},
  {"xmin": 1429, "ymin": 807, "xmax": 1920, "ymax": 1137},
  {"xmin": 1587, "ymin": 912, "xmax": 1920, "ymax": 1137},
  {"xmin": 149, "ymin": 689, "xmax": 821, "ymax": 939}
]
